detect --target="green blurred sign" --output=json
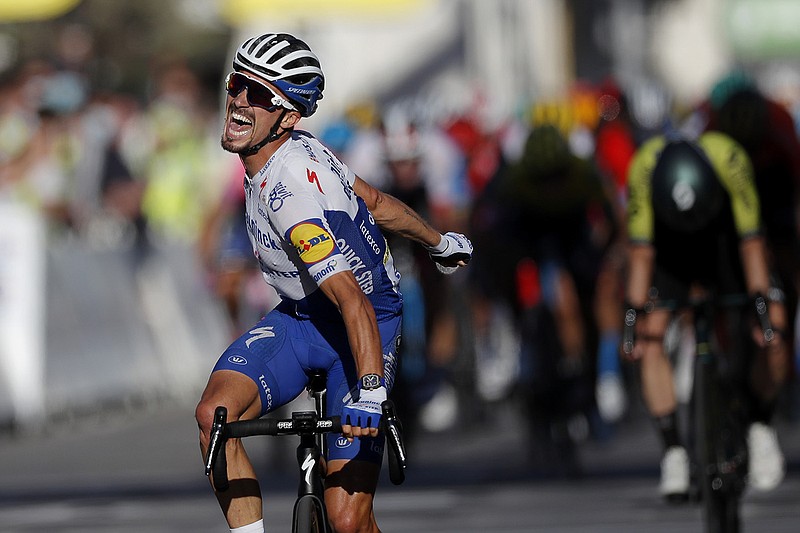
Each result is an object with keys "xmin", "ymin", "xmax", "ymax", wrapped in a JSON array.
[{"xmin": 727, "ymin": 0, "xmax": 800, "ymax": 57}]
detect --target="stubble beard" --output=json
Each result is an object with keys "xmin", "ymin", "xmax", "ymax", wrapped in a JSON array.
[{"xmin": 221, "ymin": 133, "xmax": 249, "ymax": 154}]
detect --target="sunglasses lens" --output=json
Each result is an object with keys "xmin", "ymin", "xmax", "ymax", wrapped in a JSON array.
[
  {"xmin": 226, "ymin": 73, "xmax": 245, "ymax": 96},
  {"xmin": 226, "ymin": 73, "xmax": 280, "ymax": 110}
]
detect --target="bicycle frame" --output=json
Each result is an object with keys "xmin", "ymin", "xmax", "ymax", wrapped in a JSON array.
[
  {"xmin": 624, "ymin": 292, "xmax": 772, "ymax": 533},
  {"xmin": 204, "ymin": 371, "xmax": 407, "ymax": 533},
  {"xmin": 691, "ymin": 299, "xmax": 749, "ymax": 533}
]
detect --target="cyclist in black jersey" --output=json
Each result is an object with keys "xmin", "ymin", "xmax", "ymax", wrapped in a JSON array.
[{"xmin": 624, "ymin": 132, "xmax": 789, "ymax": 500}]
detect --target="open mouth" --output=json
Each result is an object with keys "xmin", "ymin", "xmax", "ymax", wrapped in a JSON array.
[{"xmin": 226, "ymin": 111, "xmax": 253, "ymax": 138}]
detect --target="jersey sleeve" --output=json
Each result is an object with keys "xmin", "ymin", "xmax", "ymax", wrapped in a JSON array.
[
  {"xmin": 265, "ymin": 161, "xmax": 351, "ymax": 286},
  {"xmin": 626, "ymin": 136, "xmax": 664, "ymax": 244},
  {"xmin": 700, "ymin": 132, "xmax": 761, "ymax": 238}
]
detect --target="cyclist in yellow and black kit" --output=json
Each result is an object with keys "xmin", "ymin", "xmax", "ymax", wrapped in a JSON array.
[{"xmin": 623, "ymin": 131, "xmax": 789, "ymax": 500}]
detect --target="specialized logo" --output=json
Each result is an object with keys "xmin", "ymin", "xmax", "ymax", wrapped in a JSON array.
[
  {"xmin": 290, "ymin": 222, "xmax": 335, "ymax": 264},
  {"xmin": 307, "ymin": 168, "xmax": 324, "ymax": 194},
  {"xmin": 227, "ymin": 355, "xmax": 248, "ymax": 365},
  {"xmin": 301, "ymin": 454, "xmax": 315, "ymax": 486},
  {"xmin": 245, "ymin": 326, "xmax": 276, "ymax": 348}
]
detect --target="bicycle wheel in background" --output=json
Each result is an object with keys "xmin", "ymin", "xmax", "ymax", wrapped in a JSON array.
[
  {"xmin": 692, "ymin": 308, "xmax": 746, "ymax": 533},
  {"xmin": 292, "ymin": 494, "xmax": 329, "ymax": 533}
]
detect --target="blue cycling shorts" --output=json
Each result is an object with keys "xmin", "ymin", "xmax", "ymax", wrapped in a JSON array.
[{"xmin": 212, "ymin": 302, "xmax": 402, "ymax": 464}]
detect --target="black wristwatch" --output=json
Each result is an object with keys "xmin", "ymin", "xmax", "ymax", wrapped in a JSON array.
[{"xmin": 360, "ymin": 373, "xmax": 385, "ymax": 391}]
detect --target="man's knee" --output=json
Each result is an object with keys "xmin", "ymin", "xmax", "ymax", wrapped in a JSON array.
[
  {"xmin": 327, "ymin": 504, "xmax": 375, "ymax": 533},
  {"xmin": 195, "ymin": 399, "xmax": 219, "ymax": 447}
]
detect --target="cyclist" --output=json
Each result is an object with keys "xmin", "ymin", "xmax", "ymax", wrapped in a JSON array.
[
  {"xmin": 195, "ymin": 33, "xmax": 472, "ymax": 533},
  {"xmin": 479, "ymin": 123, "xmax": 618, "ymax": 469},
  {"xmin": 623, "ymin": 131, "xmax": 789, "ymax": 500}
]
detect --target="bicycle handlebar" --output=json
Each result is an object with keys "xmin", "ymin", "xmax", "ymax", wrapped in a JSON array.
[
  {"xmin": 621, "ymin": 293, "xmax": 775, "ymax": 353},
  {"xmin": 205, "ymin": 400, "xmax": 407, "ymax": 491}
]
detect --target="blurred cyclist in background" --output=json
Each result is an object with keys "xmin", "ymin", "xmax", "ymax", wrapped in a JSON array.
[
  {"xmin": 198, "ymin": 156, "xmax": 277, "ymax": 340},
  {"xmin": 479, "ymin": 123, "xmax": 617, "ymax": 473},
  {"xmin": 703, "ymin": 74, "xmax": 800, "ymax": 411},
  {"xmin": 623, "ymin": 131, "xmax": 789, "ymax": 501},
  {"xmin": 194, "ymin": 33, "xmax": 471, "ymax": 533}
]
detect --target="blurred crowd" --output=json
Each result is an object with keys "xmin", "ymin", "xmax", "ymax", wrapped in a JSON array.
[{"xmin": 3, "ymin": 23, "xmax": 800, "ymax": 476}]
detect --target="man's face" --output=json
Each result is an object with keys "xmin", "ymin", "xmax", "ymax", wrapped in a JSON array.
[{"xmin": 220, "ymin": 71, "xmax": 292, "ymax": 154}]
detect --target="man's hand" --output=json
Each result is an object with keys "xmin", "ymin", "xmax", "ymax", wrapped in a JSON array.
[
  {"xmin": 427, "ymin": 232, "xmax": 473, "ymax": 274},
  {"xmin": 342, "ymin": 383, "xmax": 387, "ymax": 440}
]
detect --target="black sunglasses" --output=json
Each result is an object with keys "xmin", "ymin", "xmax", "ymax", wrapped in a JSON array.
[{"xmin": 225, "ymin": 72, "xmax": 295, "ymax": 112}]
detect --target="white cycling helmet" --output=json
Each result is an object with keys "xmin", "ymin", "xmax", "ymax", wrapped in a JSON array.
[{"xmin": 233, "ymin": 33, "xmax": 324, "ymax": 118}]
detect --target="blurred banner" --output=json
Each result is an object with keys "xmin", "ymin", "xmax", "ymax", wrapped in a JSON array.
[
  {"xmin": 219, "ymin": 0, "xmax": 425, "ymax": 24},
  {"xmin": 0, "ymin": 204, "xmax": 46, "ymax": 427},
  {"xmin": 728, "ymin": 0, "xmax": 800, "ymax": 57},
  {"xmin": 0, "ymin": 0, "xmax": 81, "ymax": 21}
]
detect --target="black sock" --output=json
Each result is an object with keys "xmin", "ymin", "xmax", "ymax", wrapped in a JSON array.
[
  {"xmin": 749, "ymin": 398, "xmax": 776, "ymax": 425},
  {"xmin": 654, "ymin": 412, "xmax": 681, "ymax": 450}
]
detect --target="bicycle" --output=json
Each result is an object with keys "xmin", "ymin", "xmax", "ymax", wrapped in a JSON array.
[
  {"xmin": 204, "ymin": 370, "xmax": 407, "ymax": 533},
  {"xmin": 623, "ymin": 292, "xmax": 773, "ymax": 533}
]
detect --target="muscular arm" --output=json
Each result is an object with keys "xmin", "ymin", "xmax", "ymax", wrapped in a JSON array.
[
  {"xmin": 740, "ymin": 236, "xmax": 787, "ymax": 332},
  {"xmin": 626, "ymin": 243, "xmax": 655, "ymax": 307},
  {"xmin": 623, "ymin": 243, "xmax": 656, "ymax": 361},
  {"xmin": 353, "ymin": 176, "xmax": 442, "ymax": 248},
  {"xmin": 740, "ymin": 236, "xmax": 771, "ymax": 295},
  {"xmin": 318, "ymin": 269, "xmax": 384, "ymax": 380},
  {"xmin": 318, "ymin": 269, "xmax": 384, "ymax": 438}
]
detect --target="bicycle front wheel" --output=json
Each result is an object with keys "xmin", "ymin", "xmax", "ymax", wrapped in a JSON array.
[
  {"xmin": 292, "ymin": 495, "xmax": 329, "ymax": 533},
  {"xmin": 694, "ymin": 350, "xmax": 743, "ymax": 533}
]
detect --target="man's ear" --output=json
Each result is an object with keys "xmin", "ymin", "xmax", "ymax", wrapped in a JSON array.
[{"xmin": 281, "ymin": 111, "xmax": 301, "ymax": 129}]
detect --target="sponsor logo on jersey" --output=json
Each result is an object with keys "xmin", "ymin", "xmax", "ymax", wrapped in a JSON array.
[
  {"xmin": 307, "ymin": 169, "xmax": 324, "ymax": 194},
  {"xmin": 247, "ymin": 215, "xmax": 281, "ymax": 251},
  {"xmin": 336, "ymin": 238, "xmax": 374, "ymax": 294},
  {"xmin": 359, "ymin": 220, "xmax": 382, "ymax": 255},
  {"xmin": 268, "ymin": 269, "xmax": 301, "ymax": 279},
  {"xmin": 258, "ymin": 375, "xmax": 273, "ymax": 411},
  {"xmin": 290, "ymin": 222, "xmax": 335, "ymax": 264},
  {"xmin": 245, "ymin": 326, "xmax": 276, "ymax": 348},
  {"xmin": 227, "ymin": 355, "xmax": 247, "ymax": 365},
  {"xmin": 300, "ymin": 137, "xmax": 320, "ymax": 163},
  {"xmin": 370, "ymin": 440, "xmax": 384, "ymax": 456},
  {"xmin": 313, "ymin": 259, "xmax": 338, "ymax": 283},
  {"xmin": 267, "ymin": 182, "xmax": 293, "ymax": 212}
]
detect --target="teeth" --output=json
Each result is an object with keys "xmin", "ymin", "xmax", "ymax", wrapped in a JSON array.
[{"xmin": 232, "ymin": 112, "xmax": 252, "ymax": 125}]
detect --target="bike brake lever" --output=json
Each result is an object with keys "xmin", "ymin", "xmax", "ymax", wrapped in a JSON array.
[
  {"xmin": 754, "ymin": 294, "xmax": 774, "ymax": 343},
  {"xmin": 205, "ymin": 406, "xmax": 227, "ymax": 476}
]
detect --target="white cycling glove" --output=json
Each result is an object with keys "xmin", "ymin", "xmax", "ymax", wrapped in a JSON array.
[{"xmin": 426, "ymin": 232, "xmax": 473, "ymax": 274}]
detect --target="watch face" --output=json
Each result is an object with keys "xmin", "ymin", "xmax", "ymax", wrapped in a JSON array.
[{"xmin": 361, "ymin": 374, "xmax": 381, "ymax": 390}]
